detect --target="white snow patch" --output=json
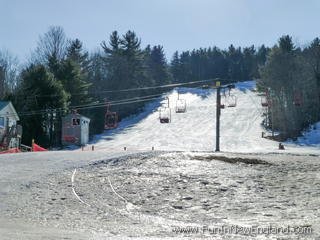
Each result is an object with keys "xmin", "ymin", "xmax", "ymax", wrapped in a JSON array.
[
  {"xmin": 287, "ymin": 122, "xmax": 320, "ymax": 147},
  {"xmin": 91, "ymin": 81, "xmax": 320, "ymax": 155}
]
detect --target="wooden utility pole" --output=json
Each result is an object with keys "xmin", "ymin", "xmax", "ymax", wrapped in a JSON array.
[
  {"xmin": 215, "ymin": 84, "xmax": 221, "ymax": 152},
  {"xmin": 214, "ymin": 81, "xmax": 235, "ymax": 152}
]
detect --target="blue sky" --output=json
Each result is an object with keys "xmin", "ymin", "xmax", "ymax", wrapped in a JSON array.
[{"xmin": 1, "ymin": 0, "xmax": 319, "ymax": 62}]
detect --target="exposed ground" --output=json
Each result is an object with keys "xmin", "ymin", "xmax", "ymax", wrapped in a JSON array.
[
  {"xmin": 1, "ymin": 81, "xmax": 319, "ymax": 239},
  {"xmin": 1, "ymin": 151, "xmax": 319, "ymax": 239}
]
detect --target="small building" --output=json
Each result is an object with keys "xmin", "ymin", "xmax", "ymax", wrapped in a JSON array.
[
  {"xmin": 0, "ymin": 101, "xmax": 22, "ymax": 150},
  {"xmin": 61, "ymin": 112, "xmax": 90, "ymax": 146}
]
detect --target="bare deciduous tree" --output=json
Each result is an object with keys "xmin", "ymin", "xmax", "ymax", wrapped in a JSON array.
[
  {"xmin": 31, "ymin": 26, "xmax": 68, "ymax": 65},
  {"xmin": 0, "ymin": 49, "xmax": 19, "ymax": 99}
]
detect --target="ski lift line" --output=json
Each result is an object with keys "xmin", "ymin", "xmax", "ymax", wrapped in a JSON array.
[
  {"xmin": 76, "ymin": 96, "xmax": 165, "ymax": 111},
  {"xmin": 5, "ymin": 82, "xmax": 230, "ymax": 118},
  {"xmin": 3, "ymin": 95, "xmax": 165, "ymax": 118},
  {"xmin": 12, "ymin": 82, "xmax": 210, "ymax": 118},
  {"xmin": 10, "ymin": 80, "xmax": 214, "ymax": 118},
  {"xmin": 0, "ymin": 94, "xmax": 223, "ymax": 118},
  {"xmin": 7, "ymin": 93, "xmax": 166, "ymax": 117},
  {"xmin": 22, "ymin": 79, "xmax": 217, "ymax": 99}
]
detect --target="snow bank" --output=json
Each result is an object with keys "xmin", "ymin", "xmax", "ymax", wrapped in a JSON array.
[{"xmin": 287, "ymin": 122, "xmax": 320, "ymax": 146}]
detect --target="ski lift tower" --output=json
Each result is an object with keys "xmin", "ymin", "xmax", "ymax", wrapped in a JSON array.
[{"xmin": 215, "ymin": 81, "xmax": 235, "ymax": 152}]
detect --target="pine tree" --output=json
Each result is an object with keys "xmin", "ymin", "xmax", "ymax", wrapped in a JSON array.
[
  {"xmin": 259, "ymin": 35, "xmax": 319, "ymax": 137},
  {"xmin": 227, "ymin": 45, "xmax": 243, "ymax": 82},
  {"xmin": 148, "ymin": 45, "xmax": 172, "ymax": 85},
  {"xmin": 56, "ymin": 39, "xmax": 93, "ymax": 106},
  {"xmin": 67, "ymin": 39, "xmax": 90, "ymax": 71},
  {"xmin": 17, "ymin": 64, "xmax": 68, "ymax": 146},
  {"xmin": 170, "ymin": 51, "xmax": 181, "ymax": 83},
  {"xmin": 242, "ymin": 45, "xmax": 256, "ymax": 80},
  {"xmin": 55, "ymin": 59, "xmax": 92, "ymax": 106},
  {"xmin": 305, "ymin": 38, "xmax": 320, "ymax": 100},
  {"xmin": 179, "ymin": 51, "xmax": 192, "ymax": 82}
]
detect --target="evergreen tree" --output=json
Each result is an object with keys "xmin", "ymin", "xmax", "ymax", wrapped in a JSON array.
[
  {"xmin": 170, "ymin": 51, "xmax": 181, "ymax": 83},
  {"xmin": 179, "ymin": 51, "xmax": 192, "ymax": 82},
  {"xmin": 101, "ymin": 31, "xmax": 128, "ymax": 90},
  {"xmin": 305, "ymin": 38, "xmax": 320, "ymax": 107},
  {"xmin": 55, "ymin": 59, "xmax": 92, "ymax": 106},
  {"xmin": 148, "ymin": 45, "xmax": 172, "ymax": 85},
  {"xmin": 67, "ymin": 39, "xmax": 90, "ymax": 71},
  {"xmin": 17, "ymin": 64, "xmax": 68, "ymax": 147},
  {"xmin": 242, "ymin": 45, "xmax": 256, "ymax": 80},
  {"xmin": 260, "ymin": 35, "xmax": 319, "ymax": 137},
  {"xmin": 207, "ymin": 47, "xmax": 228, "ymax": 79},
  {"xmin": 56, "ymin": 38, "xmax": 92, "ymax": 106},
  {"xmin": 227, "ymin": 45, "xmax": 243, "ymax": 82}
]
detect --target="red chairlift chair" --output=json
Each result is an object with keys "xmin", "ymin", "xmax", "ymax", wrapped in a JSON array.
[
  {"xmin": 63, "ymin": 136, "xmax": 79, "ymax": 143},
  {"xmin": 261, "ymin": 89, "xmax": 271, "ymax": 107},
  {"xmin": 104, "ymin": 104, "xmax": 118, "ymax": 130},
  {"xmin": 293, "ymin": 93, "xmax": 303, "ymax": 106},
  {"xmin": 159, "ymin": 97, "xmax": 171, "ymax": 123},
  {"xmin": 261, "ymin": 95, "xmax": 270, "ymax": 107},
  {"xmin": 159, "ymin": 107, "xmax": 171, "ymax": 123}
]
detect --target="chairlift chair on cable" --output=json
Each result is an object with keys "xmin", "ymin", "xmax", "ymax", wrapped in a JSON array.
[
  {"xmin": 227, "ymin": 95, "xmax": 237, "ymax": 108},
  {"xmin": 293, "ymin": 92, "xmax": 303, "ymax": 106},
  {"xmin": 261, "ymin": 97, "xmax": 269, "ymax": 107},
  {"xmin": 261, "ymin": 93, "xmax": 271, "ymax": 107},
  {"xmin": 159, "ymin": 107, "xmax": 171, "ymax": 123},
  {"xmin": 218, "ymin": 91, "xmax": 226, "ymax": 109},
  {"xmin": 175, "ymin": 92, "xmax": 186, "ymax": 113},
  {"xmin": 104, "ymin": 103, "xmax": 118, "ymax": 130},
  {"xmin": 159, "ymin": 97, "xmax": 171, "ymax": 123},
  {"xmin": 261, "ymin": 89, "xmax": 271, "ymax": 107}
]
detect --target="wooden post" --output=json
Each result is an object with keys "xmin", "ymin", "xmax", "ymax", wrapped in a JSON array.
[
  {"xmin": 215, "ymin": 82, "xmax": 221, "ymax": 152},
  {"xmin": 32, "ymin": 139, "xmax": 34, "ymax": 152}
]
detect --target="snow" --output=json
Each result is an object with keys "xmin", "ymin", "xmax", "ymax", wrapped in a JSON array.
[
  {"xmin": 92, "ymin": 80, "xmax": 320, "ymax": 155},
  {"xmin": 1, "ymin": 80, "xmax": 320, "ymax": 239},
  {"xmin": 286, "ymin": 122, "xmax": 320, "ymax": 147},
  {"xmin": 1, "ymin": 151, "xmax": 319, "ymax": 239}
]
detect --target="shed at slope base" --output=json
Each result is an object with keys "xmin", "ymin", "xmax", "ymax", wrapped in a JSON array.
[{"xmin": 61, "ymin": 113, "xmax": 90, "ymax": 146}]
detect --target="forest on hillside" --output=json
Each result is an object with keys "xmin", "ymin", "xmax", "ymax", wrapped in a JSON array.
[
  {"xmin": 259, "ymin": 35, "xmax": 320, "ymax": 139},
  {"xmin": 0, "ymin": 26, "xmax": 319, "ymax": 147}
]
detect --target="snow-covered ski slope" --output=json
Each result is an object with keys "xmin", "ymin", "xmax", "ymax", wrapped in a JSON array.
[{"xmin": 93, "ymin": 81, "xmax": 320, "ymax": 154}]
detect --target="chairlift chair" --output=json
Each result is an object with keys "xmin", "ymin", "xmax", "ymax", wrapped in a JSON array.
[
  {"xmin": 227, "ymin": 95, "xmax": 237, "ymax": 108},
  {"xmin": 218, "ymin": 94, "xmax": 226, "ymax": 109},
  {"xmin": 159, "ymin": 107, "xmax": 171, "ymax": 123},
  {"xmin": 63, "ymin": 135, "xmax": 79, "ymax": 143},
  {"xmin": 261, "ymin": 96, "xmax": 270, "ymax": 107},
  {"xmin": 104, "ymin": 104, "xmax": 118, "ymax": 130},
  {"xmin": 293, "ymin": 93, "xmax": 303, "ymax": 106},
  {"xmin": 176, "ymin": 93, "xmax": 186, "ymax": 113}
]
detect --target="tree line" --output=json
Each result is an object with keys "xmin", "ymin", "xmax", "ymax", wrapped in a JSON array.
[
  {"xmin": 259, "ymin": 35, "xmax": 320, "ymax": 139},
  {"xmin": 1, "ymin": 26, "xmax": 299, "ymax": 148},
  {"xmin": 171, "ymin": 44, "xmax": 269, "ymax": 83}
]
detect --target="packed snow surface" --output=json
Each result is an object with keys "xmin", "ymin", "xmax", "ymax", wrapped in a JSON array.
[
  {"xmin": 1, "ymin": 152, "xmax": 319, "ymax": 239},
  {"xmin": 93, "ymin": 81, "xmax": 320, "ymax": 154},
  {"xmin": 1, "ymin": 81, "xmax": 320, "ymax": 239},
  {"xmin": 287, "ymin": 121, "xmax": 320, "ymax": 147}
]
